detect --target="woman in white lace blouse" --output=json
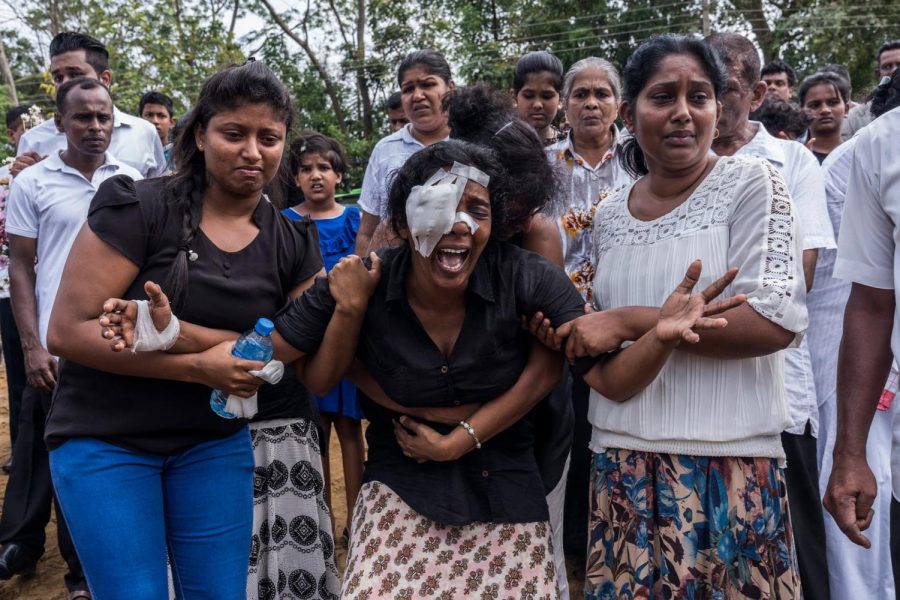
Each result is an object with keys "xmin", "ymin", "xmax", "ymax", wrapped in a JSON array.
[{"xmin": 563, "ymin": 35, "xmax": 807, "ymax": 599}]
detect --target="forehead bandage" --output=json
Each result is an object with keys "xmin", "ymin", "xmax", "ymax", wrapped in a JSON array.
[{"xmin": 405, "ymin": 162, "xmax": 490, "ymax": 257}]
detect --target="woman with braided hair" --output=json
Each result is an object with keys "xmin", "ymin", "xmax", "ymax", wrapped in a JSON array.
[{"xmin": 44, "ymin": 61, "xmax": 341, "ymax": 599}]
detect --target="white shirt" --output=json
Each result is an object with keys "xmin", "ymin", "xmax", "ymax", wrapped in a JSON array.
[
  {"xmin": 546, "ymin": 130, "xmax": 634, "ymax": 300},
  {"xmin": 17, "ymin": 106, "xmax": 165, "ymax": 178},
  {"xmin": 806, "ymin": 137, "xmax": 857, "ymax": 445},
  {"xmin": 832, "ymin": 107, "xmax": 900, "ymax": 499},
  {"xmin": 358, "ymin": 124, "xmax": 445, "ymax": 218},
  {"xmin": 5, "ymin": 151, "xmax": 142, "ymax": 348},
  {"xmin": 588, "ymin": 156, "xmax": 807, "ymax": 460},
  {"xmin": 731, "ymin": 121, "xmax": 836, "ymax": 436}
]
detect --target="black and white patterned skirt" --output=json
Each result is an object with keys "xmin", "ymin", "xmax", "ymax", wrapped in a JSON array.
[{"xmin": 248, "ymin": 418, "xmax": 341, "ymax": 600}]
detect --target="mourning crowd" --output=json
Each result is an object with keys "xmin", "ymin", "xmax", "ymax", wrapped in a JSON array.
[{"xmin": 0, "ymin": 27, "xmax": 898, "ymax": 600}]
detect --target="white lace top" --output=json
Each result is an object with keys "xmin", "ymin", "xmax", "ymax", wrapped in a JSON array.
[{"xmin": 588, "ymin": 155, "xmax": 808, "ymax": 460}]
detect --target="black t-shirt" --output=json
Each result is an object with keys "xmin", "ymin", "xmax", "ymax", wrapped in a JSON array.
[
  {"xmin": 45, "ymin": 176, "xmax": 324, "ymax": 455},
  {"xmin": 275, "ymin": 242, "xmax": 585, "ymax": 525}
]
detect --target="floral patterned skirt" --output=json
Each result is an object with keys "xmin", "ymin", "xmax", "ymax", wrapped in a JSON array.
[
  {"xmin": 341, "ymin": 481, "xmax": 557, "ymax": 599},
  {"xmin": 586, "ymin": 449, "xmax": 801, "ymax": 600}
]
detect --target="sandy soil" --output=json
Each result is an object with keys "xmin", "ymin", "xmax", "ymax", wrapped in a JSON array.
[{"xmin": 0, "ymin": 362, "xmax": 584, "ymax": 598}]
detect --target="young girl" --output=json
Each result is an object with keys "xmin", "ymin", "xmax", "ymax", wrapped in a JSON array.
[
  {"xmin": 800, "ymin": 71, "xmax": 850, "ymax": 163},
  {"xmin": 283, "ymin": 132, "xmax": 363, "ymax": 544},
  {"xmin": 513, "ymin": 51, "xmax": 565, "ymax": 145}
]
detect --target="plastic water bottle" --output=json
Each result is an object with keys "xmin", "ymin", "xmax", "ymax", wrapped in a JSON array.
[{"xmin": 210, "ymin": 317, "xmax": 275, "ymax": 419}]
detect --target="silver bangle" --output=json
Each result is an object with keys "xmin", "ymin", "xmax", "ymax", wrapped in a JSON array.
[{"xmin": 459, "ymin": 420, "xmax": 482, "ymax": 449}]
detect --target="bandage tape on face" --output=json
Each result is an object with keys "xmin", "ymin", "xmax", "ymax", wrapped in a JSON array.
[{"xmin": 405, "ymin": 161, "xmax": 490, "ymax": 257}]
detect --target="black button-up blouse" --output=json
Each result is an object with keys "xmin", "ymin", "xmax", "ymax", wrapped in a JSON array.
[{"xmin": 275, "ymin": 241, "xmax": 585, "ymax": 525}]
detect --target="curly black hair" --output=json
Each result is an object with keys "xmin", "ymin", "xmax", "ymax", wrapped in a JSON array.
[
  {"xmin": 752, "ymin": 96, "xmax": 810, "ymax": 139},
  {"xmin": 444, "ymin": 83, "xmax": 558, "ymax": 234}
]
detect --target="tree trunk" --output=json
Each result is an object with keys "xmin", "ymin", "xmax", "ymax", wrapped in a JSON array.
[
  {"xmin": 47, "ymin": 0, "xmax": 61, "ymax": 37},
  {"xmin": 355, "ymin": 0, "xmax": 373, "ymax": 137},
  {"xmin": 258, "ymin": 0, "xmax": 348, "ymax": 134},
  {"xmin": 229, "ymin": 0, "xmax": 240, "ymax": 34},
  {"xmin": 0, "ymin": 35, "xmax": 18, "ymax": 105}
]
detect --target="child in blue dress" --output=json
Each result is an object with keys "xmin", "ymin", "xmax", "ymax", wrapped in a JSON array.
[{"xmin": 283, "ymin": 132, "xmax": 362, "ymax": 542}]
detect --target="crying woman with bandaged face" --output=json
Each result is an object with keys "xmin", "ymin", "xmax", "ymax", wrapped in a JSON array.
[{"xmin": 96, "ymin": 138, "xmax": 744, "ymax": 598}]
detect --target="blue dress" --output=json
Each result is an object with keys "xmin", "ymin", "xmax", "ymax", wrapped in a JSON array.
[{"xmin": 282, "ymin": 205, "xmax": 364, "ymax": 420}]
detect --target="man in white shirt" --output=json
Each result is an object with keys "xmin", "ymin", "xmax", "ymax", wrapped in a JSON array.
[
  {"xmin": 812, "ymin": 127, "xmax": 898, "ymax": 599},
  {"xmin": 825, "ymin": 105, "xmax": 900, "ymax": 589},
  {"xmin": 0, "ymin": 77, "xmax": 142, "ymax": 595},
  {"xmin": 707, "ymin": 33, "xmax": 836, "ymax": 600},
  {"xmin": 10, "ymin": 31, "xmax": 165, "ymax": 179}
]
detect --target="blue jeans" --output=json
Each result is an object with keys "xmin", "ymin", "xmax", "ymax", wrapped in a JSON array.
[{"xmin": 50, "ymin": 428, "xmax": 254, "ymax": 600}]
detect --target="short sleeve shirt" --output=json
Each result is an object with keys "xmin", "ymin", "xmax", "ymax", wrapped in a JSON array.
[
  {"xmin": 17, "ymin": 106, "xmax": 167, "ymax": 178},
  {"xmin": 545, "ymin": 130, "xmax": 634, "ymax": 300},
  {"xmin": 834, "ymin": 107, "xmax": 900, "ymax": 358},
  {"xmin": 275, "ymin": 242, "xmax": 585, "ymax": 525},
  {"xmin": 588, "ymin": 156, "xmax": 805, "ymax": 459},
  {"xmin": 833, "ymin": 106, "xmax": 900, "ymax": 499},
  {"xmin": 46, "ymin": 176, "xmax": 324, "ymax": 455},
  {"xmin": 357, "ymin": 125, "xmax": 441, "ymax": 218},
  {"xmin": 5, "ymin": 152, "xmax": 143, "ymax": 348},
  {"xmin": 732, "ymin": 122, "xmax": 836, "ymax": 435}
]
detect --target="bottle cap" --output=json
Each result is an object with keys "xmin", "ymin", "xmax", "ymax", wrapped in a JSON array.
[{"xmin": 254, "ymin": 318, "xmax": 275, "ymax": 336}]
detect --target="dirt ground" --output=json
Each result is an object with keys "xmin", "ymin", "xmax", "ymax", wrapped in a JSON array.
[{"xmin": 0, "ymin": 362, "xmax": 584, "ymax": 599}]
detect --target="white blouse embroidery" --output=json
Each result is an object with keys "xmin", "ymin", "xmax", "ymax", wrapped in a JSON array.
[{"xmin": 588, "ymin": 156, "xmax": 808, "ymax": 460}]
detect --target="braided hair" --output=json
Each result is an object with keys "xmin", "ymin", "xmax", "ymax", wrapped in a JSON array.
[{"xmin": 163, "ymin": 60, "xmax": 293, "ymax": 312}]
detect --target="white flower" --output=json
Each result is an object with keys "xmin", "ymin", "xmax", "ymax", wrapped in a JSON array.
[{"xmin": 21, "ymin": 105, "xmax": 45, "ymax": 130}]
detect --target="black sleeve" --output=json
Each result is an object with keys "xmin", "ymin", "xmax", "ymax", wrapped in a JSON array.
[
  {"xmin": 515, "ymin": 251, "xmax": 586, "ymax": 328},
  {"xmin": 288, "ymin": 217, "xmax": 324, "ymax": 284},
  {"xmin": 87, "ymin": 175, "xmax": 149, "ymax": 267},
  {"xmin": 514, "ymin": 250, "xmax": 599, "ymax": 377},
  {"xmin": 274, "ymin": 275, "xmax": 337, "ymax": 355}
]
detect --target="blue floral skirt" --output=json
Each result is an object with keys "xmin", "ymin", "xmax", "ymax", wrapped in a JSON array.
[{"xmin": 585, "ymin": 449, "xmax": 801, "ymax": 600}]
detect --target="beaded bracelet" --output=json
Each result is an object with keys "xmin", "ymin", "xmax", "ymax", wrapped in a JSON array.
[{"xmin": 459, "ymin": 420, "xmax": 482, "ymax": 449}]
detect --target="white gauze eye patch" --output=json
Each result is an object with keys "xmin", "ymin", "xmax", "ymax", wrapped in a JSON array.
[{"xmin": 405, "ymin": 162, "xmax": 490, "ymax": 257}]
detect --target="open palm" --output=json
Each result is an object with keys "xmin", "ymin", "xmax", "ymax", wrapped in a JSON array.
[{"xmin": 657, "ymin": 260, "xmax": 747, "ymax": 346}]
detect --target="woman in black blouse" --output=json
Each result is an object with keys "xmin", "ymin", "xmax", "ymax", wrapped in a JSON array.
[
  {"xmin": 100, "ymin": 135, "xmax": 744, "ymax": 596},
  {"xmin": 44, "ymin": 62, "xmax": 347, "ymax": 599}
]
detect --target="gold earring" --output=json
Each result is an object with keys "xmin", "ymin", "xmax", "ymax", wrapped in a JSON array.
[{"xmin": 713, "ymin": 128, "xmax": 720, "ymax": 139}]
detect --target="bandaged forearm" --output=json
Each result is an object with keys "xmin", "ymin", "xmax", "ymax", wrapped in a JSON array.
[{"xmin": 131, "ymin": 300, "xmax": 180, "ymax": 352}]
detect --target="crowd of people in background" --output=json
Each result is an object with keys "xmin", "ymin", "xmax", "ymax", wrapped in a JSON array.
[{"xmin": 0, "ymin": 25, "xmax": 896, "ymax": 600}]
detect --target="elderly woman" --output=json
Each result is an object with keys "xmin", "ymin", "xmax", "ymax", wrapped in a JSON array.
[
  {"xmin": 547, "ymin": 56, "xmax": 633, "ymax": 298},
  {"xmin": 555, "ymin": 34, "xmax": 807, "ymax": 598},
  {"xmin": 545, "ymin": 56, "xmax": 636, "ymax": 564}
]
